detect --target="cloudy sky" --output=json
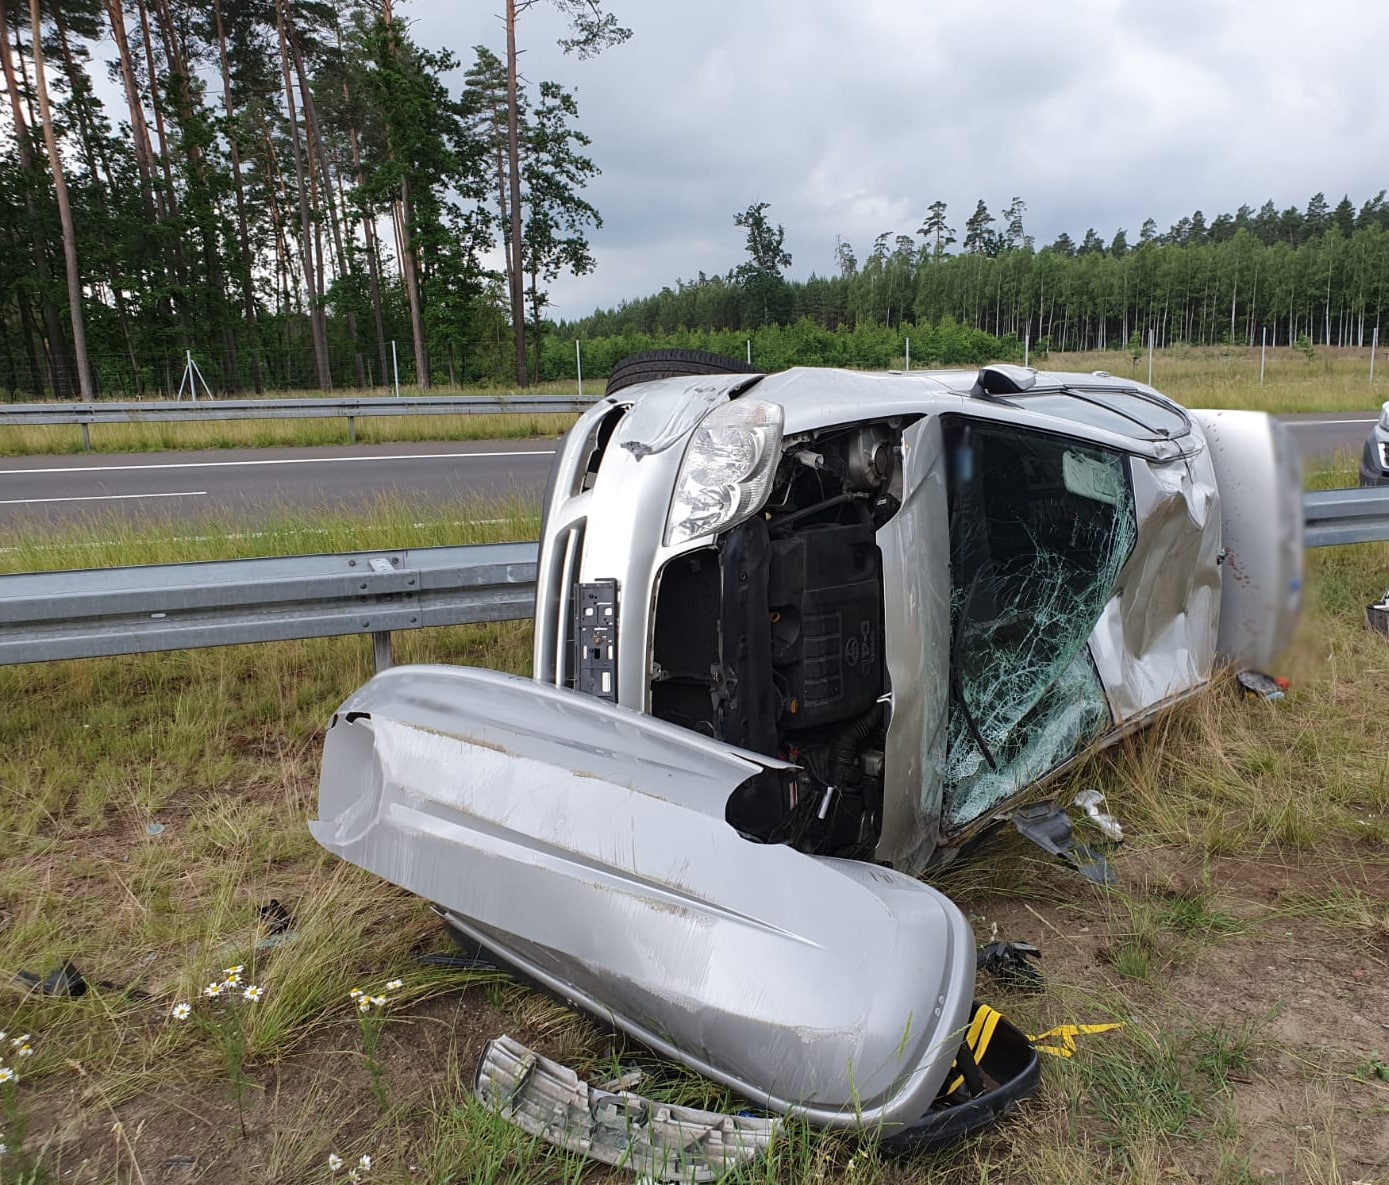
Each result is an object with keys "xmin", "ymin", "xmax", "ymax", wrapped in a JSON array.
[{"xmin": 416, "ymin": 0, "xmax": 1385, "ymax": 319}]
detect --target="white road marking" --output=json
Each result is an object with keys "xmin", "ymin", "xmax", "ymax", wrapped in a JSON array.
[
  {"xmin": 0, "ymin": 490, "xmax": 208, "ymax": 505},
  {"xmin": 0, "ymin": 449, "xmax": 556, "ymax": 477}
]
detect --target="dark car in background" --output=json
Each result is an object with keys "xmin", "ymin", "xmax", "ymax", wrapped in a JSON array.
[{"xmin": 1360, "ymin": 402, "xmax": 1389, "ymax": 486}]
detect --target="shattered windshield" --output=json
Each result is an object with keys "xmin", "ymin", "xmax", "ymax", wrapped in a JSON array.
[
  {"xmin": 943, "ymin": 419, "xmax": 1137, "ymax": 828},
  {"xmin": 1013, "ymin": 387, "xmax": 1190, "ymax": 441}
]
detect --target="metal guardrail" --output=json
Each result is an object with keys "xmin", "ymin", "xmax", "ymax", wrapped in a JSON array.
[
  {"xmin": 0, "ymin": 541, "xmax": 538, "ymax": 669},
  {"xmin": 1303, "ymin": 486, "xmax": 1389, "ymax": 548},
  {"xmin": 0, "ymin": 489, "xmax": 1385, "ymax": 670},
  {"xmin": 0, "ymin": 395, "xmax": 595, "ymax": 448}
]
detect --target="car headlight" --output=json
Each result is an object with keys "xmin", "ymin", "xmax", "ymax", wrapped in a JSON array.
[
  {"xmin": 1379, "ymin": 403, "xmax": 1389, "ymax": 432},
  {"xmin": 665, "ymin": 398, "xmax": 784, "ymax": 546}
]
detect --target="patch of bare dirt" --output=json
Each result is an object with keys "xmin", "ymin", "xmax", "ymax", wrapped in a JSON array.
[{"xmin": 968, "ymin": 847, "xmax": 1389, "ymax": 1183}]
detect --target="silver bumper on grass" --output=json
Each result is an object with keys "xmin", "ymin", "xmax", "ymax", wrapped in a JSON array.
[{"xmin": 310, "ymin": 664, "xmax": 975, "ymax": 1133}]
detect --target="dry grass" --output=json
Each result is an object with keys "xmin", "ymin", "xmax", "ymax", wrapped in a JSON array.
[
  {"xmin": 1047, "ymin": 343, "xmax": 1385, "ymax": 415},
  {"xmin": 3, "ymin": 347, "xmax": 1385, "ymax": 458},
  {"xmin": 0, "ymin": 465, "xmax": 1386, "ymax": 1182},
  {"xmin": 0, "ymin": 408, "xmax": 579, "ymax": 457}
]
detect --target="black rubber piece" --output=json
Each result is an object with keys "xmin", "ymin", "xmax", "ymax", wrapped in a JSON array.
[
  {"xmin": 881, "ymin": 1006, "xmax": 1042, "ymax": 1152},
  {"xmin": 604, "ymin": 349, "xmax": 756, "ymax": 396}
]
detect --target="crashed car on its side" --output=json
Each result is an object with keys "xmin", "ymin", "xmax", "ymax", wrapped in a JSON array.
[
  {"xmin": 312, "ymin": 352, "xmax": 1304, "ymax": 1153},
  {"xmin": 1359, "ymin": 401, "xmax": 1389, "ymax": 486}
]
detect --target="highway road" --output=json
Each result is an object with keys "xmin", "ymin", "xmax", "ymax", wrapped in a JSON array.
[
  {"xmin": 0, "ymin": 411, "xmax": 1374, "ymax": 531},
  {"xmin": 0, "ymin": 438, "xmax": 559, "ymax": 530}
]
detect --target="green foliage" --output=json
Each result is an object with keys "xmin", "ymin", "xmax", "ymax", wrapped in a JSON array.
[{"xmin": 543, "ymin": 315, "xmax": 1017, "ymax": 380}]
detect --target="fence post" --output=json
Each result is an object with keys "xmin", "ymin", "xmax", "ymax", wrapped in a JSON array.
[
  {"xmin": 576, "ymin": 339, "xmax": 583, "ymax": 398},
  {"xmin": 1146, "ymin": 329, "xmax": 1154, "ymax": 386},
  {"xmin": 1260, "ymin": 327, "xmax": 1267, "ymax": 385},
  {"xmin": 1024, "ymin": 333, "xmax": 1029, "ymax": 367},
  {"xmin": 1372, "ymin": 326, "xmax": 1379, "ymax": 385},
  {"xmin": 904, "ymin": 337, "xmax": 910, "ymax": 371},
  {"xmin": 391, "ymin": 341, "xmax": 401, "ymax": 398}
]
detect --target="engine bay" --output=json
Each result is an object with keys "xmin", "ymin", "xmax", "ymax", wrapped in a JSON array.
[{"xmin": 651, "ymin": 420, "xmax": 907, "ymax": 858}]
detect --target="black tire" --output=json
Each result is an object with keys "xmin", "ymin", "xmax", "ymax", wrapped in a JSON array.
[{"xmin": 604, "ymin": 348, "xmax": 755, "ymax": 396}]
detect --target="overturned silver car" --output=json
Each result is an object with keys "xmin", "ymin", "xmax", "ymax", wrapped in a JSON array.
[{"xmin": 312, "ymin": 353, "xmax": 1304, "ymax": 1151}]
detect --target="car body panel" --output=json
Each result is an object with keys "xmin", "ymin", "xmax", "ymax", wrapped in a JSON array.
[
  {"xmin": 311, "ymin": 664, "xmax": 976, "ymax": 1132},
  {"xmin": 1358, "ymin": 402, "xmax": 1389, "ymax": 487},
  {"xmin": 875, "ymin": 414, "xmax": 951, "ymax": 870},
  {"xmin": 1189, "ymin": 409, "xmax": 1305, "ymax": 673}
]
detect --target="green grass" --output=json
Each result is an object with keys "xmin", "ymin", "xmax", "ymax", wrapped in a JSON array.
[
  {"xmin": 0, "ymin": 442, "xmax": 1387, "ymax": 1182},
  {"xmin": 2, "ymin": 346, "xmax": 1384, "ymax": 458}
]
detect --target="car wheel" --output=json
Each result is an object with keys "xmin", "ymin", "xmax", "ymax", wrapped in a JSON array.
[{"xmin": 604, "ymin": 349, "xmax": 756, "ymax": 397}]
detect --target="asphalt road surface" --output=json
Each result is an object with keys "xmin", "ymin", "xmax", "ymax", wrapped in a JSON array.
[
  {"xmin": 0, "ymin": 438, "xmax": 559, "ymax": 530},
  {"xmin": 0, "ymin": 412, "xmax": 1374, "ymax": 532}
]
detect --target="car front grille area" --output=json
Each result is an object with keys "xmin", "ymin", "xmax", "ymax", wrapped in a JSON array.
[{"xmin": 544, "ymin": 521, "xmax": 586, "ymax": 689}]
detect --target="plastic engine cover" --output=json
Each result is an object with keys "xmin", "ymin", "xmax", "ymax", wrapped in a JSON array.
[{"xmin": 769, "ymin": 522, "xmax": 883, "ymax": 730}]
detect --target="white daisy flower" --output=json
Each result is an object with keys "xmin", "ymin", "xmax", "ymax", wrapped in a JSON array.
[
  {"xmin": 370, "ymin": 996, "xmax": 386, "ymax": 1008},
  {"xmin": 242, "ymin": 985, "xmax": 263, "ymax": 1003},
  {"xmin": 348, "ymin": 988, "xmax": 363, "ymax": 999},
  {"xmin": 170, "ymin": 1003, "xmax": 192, "ymax": 1021},
  {"xmin": 0, "ymin": 1067, "xmax": 15, "ymax": 1084},
  {"xmin": 223, "ymin": 965, "xmax": 244, "ymax": 976},
  {"xmin": 203, "ymin": 982, "xmax": 223, "ymax": 998},
  {"xmin": 327, "ymin": 1151, "xmax": 344, "ymax": 1172},
  {"xmin": 356, "ymin": 997, "xmax": 372, "ymax": 1013},
  {"xmin": 358, "ymin": 1153, "xmax": 372, "ymax": 1171},
  {"xmin": 385, "ymin": 979, "xmax": 403, "ymax": 991}
]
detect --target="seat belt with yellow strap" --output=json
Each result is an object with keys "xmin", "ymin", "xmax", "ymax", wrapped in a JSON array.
[{"xmin": 943, "ymin": 1005, "xmax": 1124, "ymax": 1098}]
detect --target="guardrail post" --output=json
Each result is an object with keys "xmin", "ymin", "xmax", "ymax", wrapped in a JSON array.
[
  {"xmin": 347, "ymin": 415, "xmax": 356, "ymax": 444},
  {"xmin": 373, "ymin": 630, "xmax": 394, "ymax": 672},
  {"xmin": 80, "ymin": 422, "xmax": 91, "ymax": 451}
]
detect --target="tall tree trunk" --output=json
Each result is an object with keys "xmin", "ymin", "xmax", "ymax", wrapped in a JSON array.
[
  {"xmin": 290, "ymin": 33, "xmax": 364, "ymax": 386},
  {"xmin": 345, "ymin": 109, "xmax": 389, "ymax": 384},
  {"xmin": 152, "ymin": 0, "xmax": 238, "ymax": 392},
  {"xmin": 211, "ymin": 0, "xmax": 264, "ymax": 391},
  {"xmin": 133, "ymin": 0, "xmax": 191, "ymax": 358},
  {"xmin": 504, "ymin": 0, "xmax": 528, "ymax": 386},
  {"xmin": 274, "ymin": 0, "xmax": 331, "ymax": 389},
  {"xmin": 54, "ymin": 8, "xmax": 143, "ymax": 394},
  {"xmin": 380, "ymin": 0, "xmax": 429, "ymax": 389},
  {"xmin": 26, "ymin": 0, "xmax": 93, "ymax": 398},
  {"xmin": 103, "ymin": 0, "xmax": 158, "ymax": 218},
  {"xmin": 0, "ymin": 0, "xmax": 71, "ymax": 396}
]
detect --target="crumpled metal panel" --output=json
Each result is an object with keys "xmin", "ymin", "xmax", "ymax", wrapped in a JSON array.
[
  {"xmin": 311, "ymin": 664, "xmax": 976, "ymax": 1132},
  {"xmin": 876, "ymin": 415, "xmax": 951, "ymax": 875},
  {"xmin": 1188, "ymin": 409, "xmax": 1304, "ymax": 671},
  {"xmin": 1089, "ymin": 449, "xmax": 1223, "ymax": 722},
  {"xmin": 475, "ymin": 1034, "xmax": 780, "ymax": 1183}
]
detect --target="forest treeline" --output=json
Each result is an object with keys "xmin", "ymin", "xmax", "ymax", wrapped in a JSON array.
[
  {"xmin": 554, "ymin": 194, "xmax": 1389, "ymax": 379},
  {"xmin": 2, "ymin": 0, "xmax": 1386, "ymax": 399},
  {"xmin": 0, "ymin": 0, "xmax": 623, "ymax": 399}
]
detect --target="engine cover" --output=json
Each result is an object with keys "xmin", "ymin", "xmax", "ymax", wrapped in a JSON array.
[{"xmin": 768, "ymin": 522, "xmax": 883, "ymax": 731}]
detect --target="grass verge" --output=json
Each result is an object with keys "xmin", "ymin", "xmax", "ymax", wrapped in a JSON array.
[
  {"xmin": 0, "ymin": 490, "xmax": 1386, "ymax": 1183},
  {"xmin": 1, "ymin": 347, "xmax": 1384, "ymax": 458}
]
